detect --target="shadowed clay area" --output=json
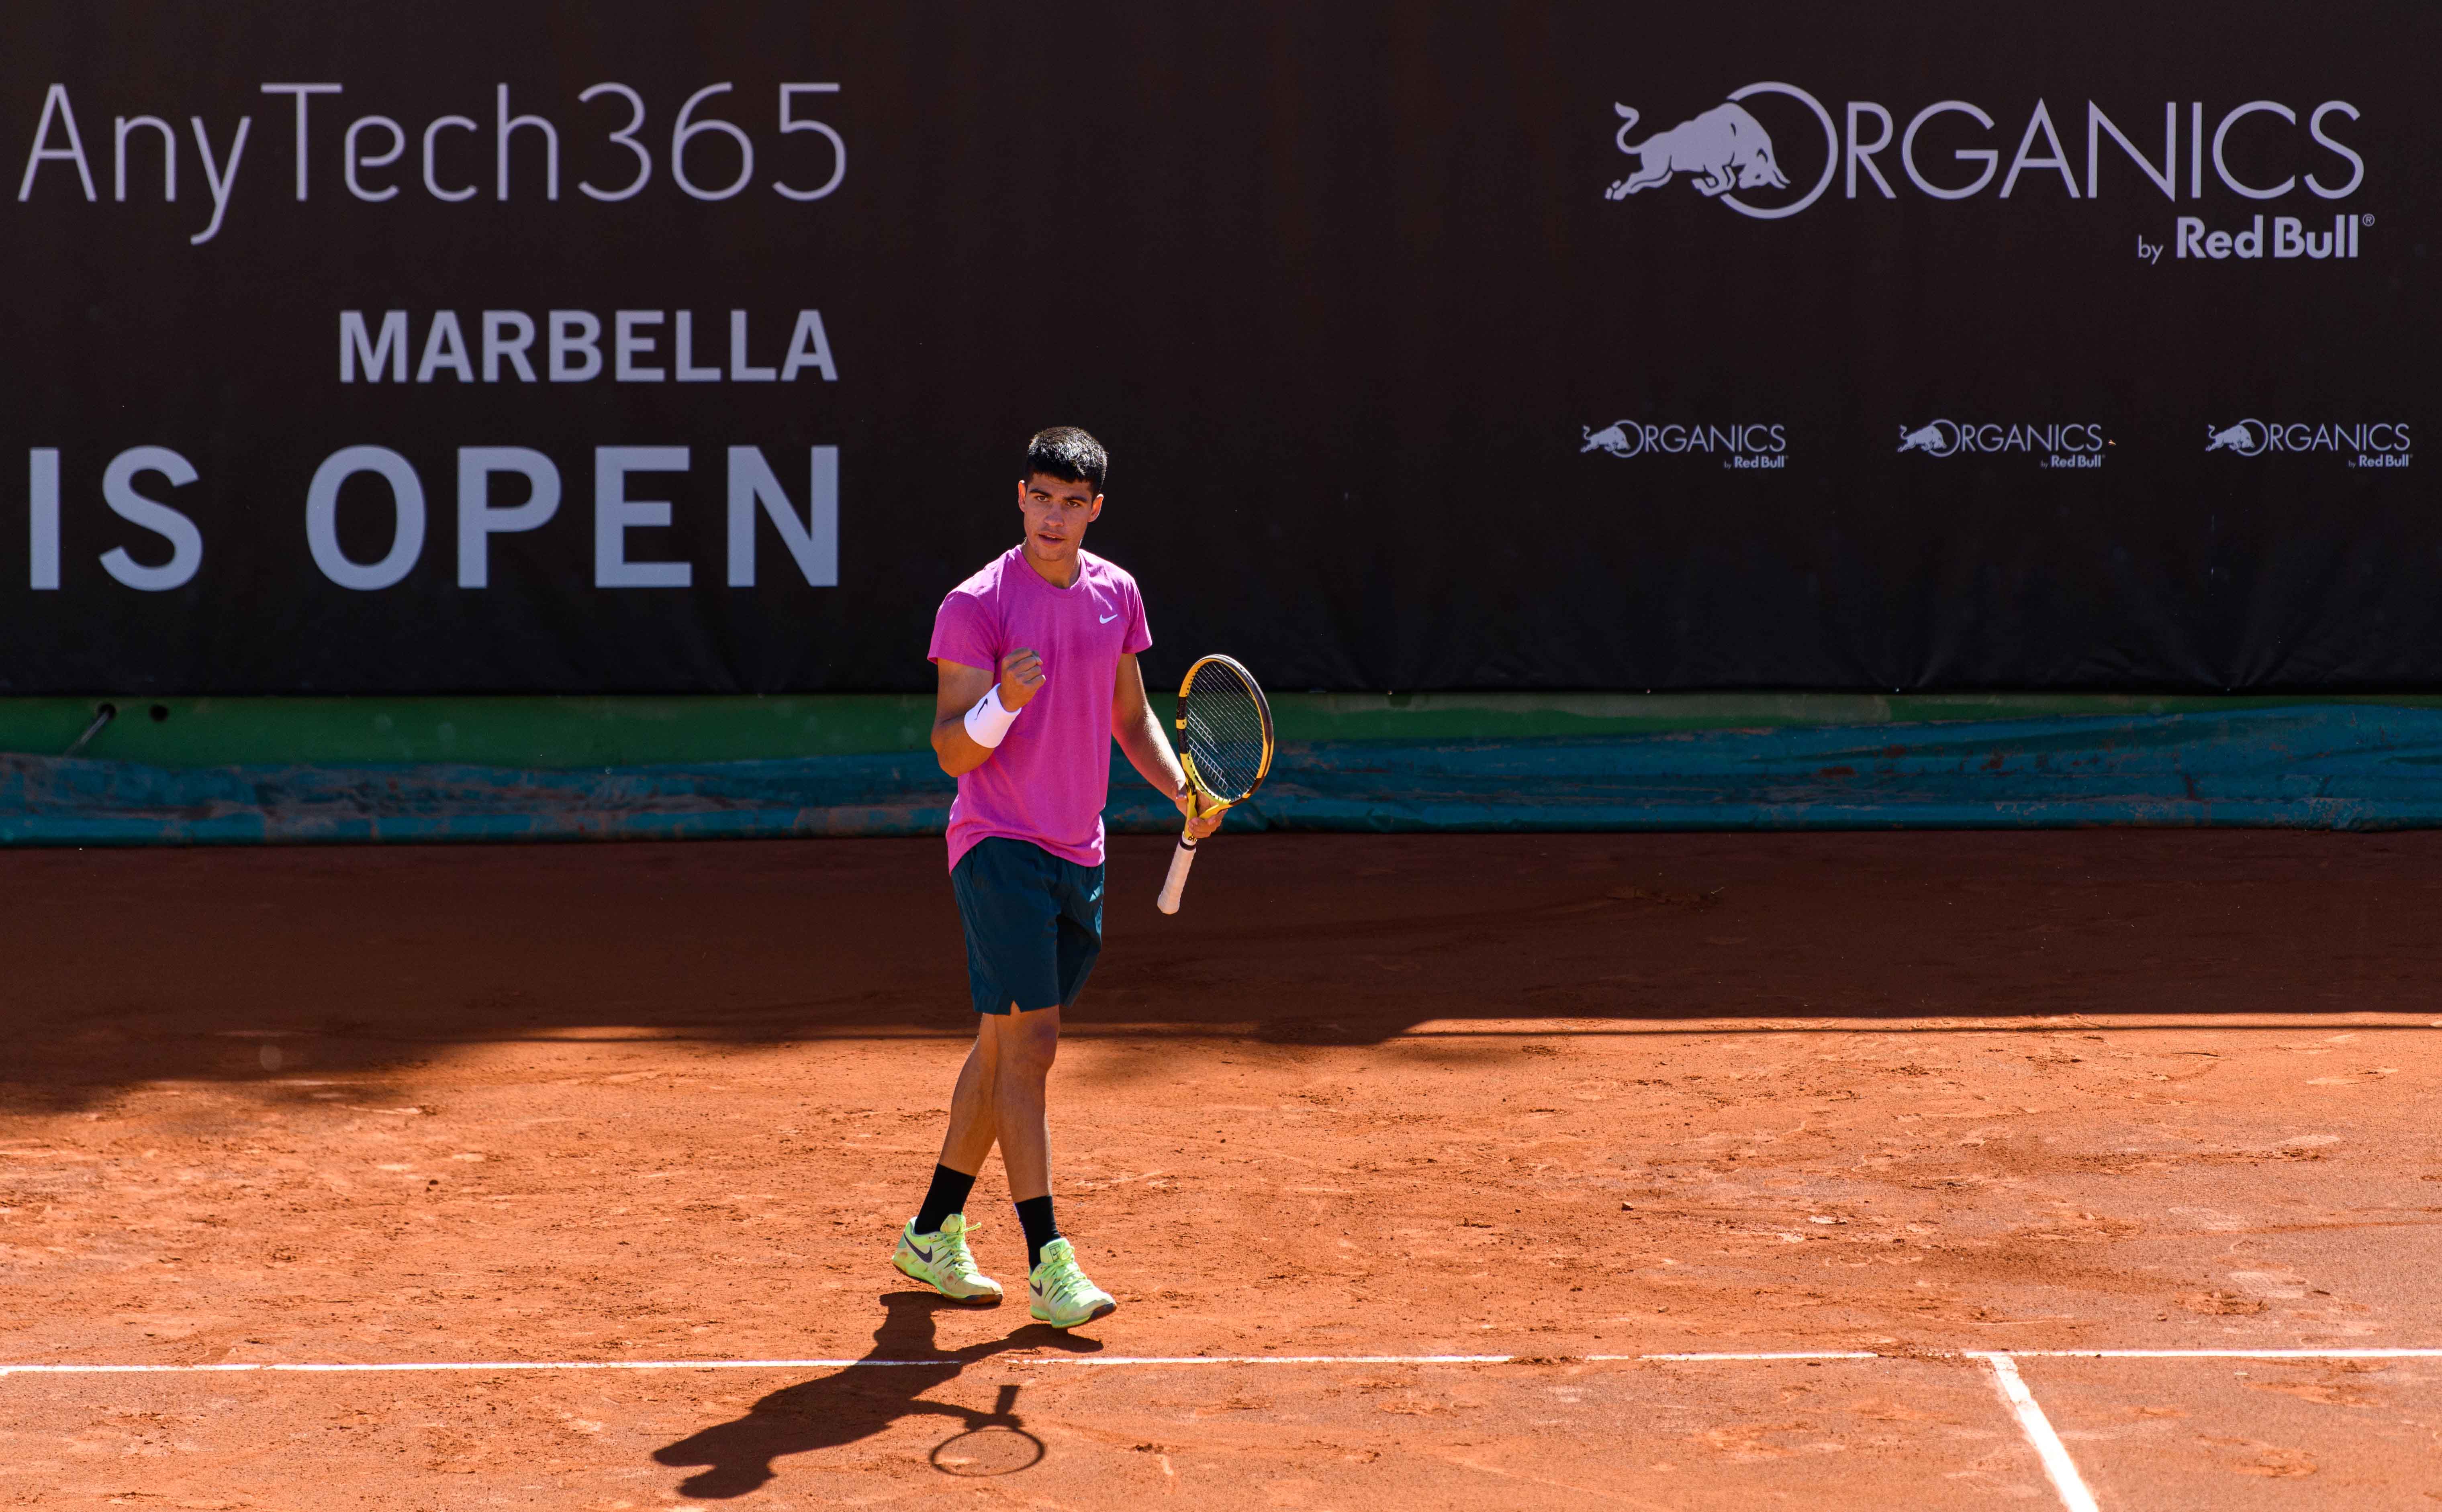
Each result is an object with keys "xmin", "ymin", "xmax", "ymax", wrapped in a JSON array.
[{"xmin": 0, "ymin": 829, "xmax": 2437, "ymax": 1110}]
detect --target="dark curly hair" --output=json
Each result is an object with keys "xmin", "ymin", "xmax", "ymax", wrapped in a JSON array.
[{"xmin": 1023, "ymin": 426, "xmax": 1108, "ymax": 492}]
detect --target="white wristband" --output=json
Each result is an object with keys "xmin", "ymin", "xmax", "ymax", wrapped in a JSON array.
[{"xmin": 964, "ymin": 684, "xmax": 1021, "ymax": 748}]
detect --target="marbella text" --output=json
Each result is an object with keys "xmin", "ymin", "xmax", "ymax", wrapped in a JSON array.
[{"xmin": 342, "ymin": 309, "xmax": 837, "ymax": 385}]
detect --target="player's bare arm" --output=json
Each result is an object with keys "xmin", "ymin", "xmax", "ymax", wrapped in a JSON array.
[
  {"xmin": 1113, "ymin": 652, "xmax": 1223, "ymax": 839},
  {"xmin": 931, "ymin": 648, "xmax": 1046, "ymax": 777}
]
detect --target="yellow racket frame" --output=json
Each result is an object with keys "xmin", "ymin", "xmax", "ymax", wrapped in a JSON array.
[{"xmin": 1157, "ymin": 654, "xmax": 1273, "ymax": 914}]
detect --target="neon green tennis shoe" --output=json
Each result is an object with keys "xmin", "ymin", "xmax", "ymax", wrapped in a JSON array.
[
  {"xmin": 892, "ymin": 1213, "xmax": 1003, "ymax": 1305},
  {"xmin": 1026, "ymin": 1238, "xmax": 1116, "ymax": 1329}
]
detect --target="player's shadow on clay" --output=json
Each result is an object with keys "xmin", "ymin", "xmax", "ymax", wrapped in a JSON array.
[{"xmin": 650, "ymin": 1290, "xmax": 1094, "ymax": 1498}]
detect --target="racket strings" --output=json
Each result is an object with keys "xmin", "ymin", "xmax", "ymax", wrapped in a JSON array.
[{"xmin": 1181, "ymin": 662, "xmax": 1269, "ymax": 802}]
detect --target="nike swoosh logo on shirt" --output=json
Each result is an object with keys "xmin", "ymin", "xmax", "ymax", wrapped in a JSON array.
[{"xmin": 1099, "ymin": 612, "xmax": 1119, "ymax": 624}]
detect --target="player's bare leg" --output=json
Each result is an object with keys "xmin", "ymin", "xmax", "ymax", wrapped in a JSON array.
[
  {"xmin": 989, "ymin": 1004, "xmax": 1059, "ymax": 1203},
  {"xmin": 981, "ymin": 1004, "xmax": 1115, "ymax": 1328},
  {"xmin": 892, "ymin": 1021, "xmax": 1007, "ymax": 1304},
  {"xmin": 937, "ymin": 1020, "xmax": 1003, "ymax": 1176}
]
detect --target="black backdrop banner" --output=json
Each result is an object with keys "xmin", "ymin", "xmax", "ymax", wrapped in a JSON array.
[{"xmin": 0, "ymin": 2, "xmax": 2432, "ymax": 694}]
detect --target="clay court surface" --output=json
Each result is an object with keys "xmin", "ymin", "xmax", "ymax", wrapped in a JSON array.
[{"xmin": 0, "ymin": 830, "xmax": 2436, "ymax": 1509}]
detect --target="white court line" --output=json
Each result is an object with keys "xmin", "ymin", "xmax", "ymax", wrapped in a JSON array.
[
  {"xmin": 2002, "ymin": 1358, "xmax": 2442, "ymax": 1368},
  {"xmin": 1969, "ymin": 1352, "xmax": 2100, "ymax": 1512},
  {"xmin": 1608, "ymin": 1351, "xmax": 1882, "ymax": 1362},
  {"xmin": 0, "ymin": 1346, "xmax": 2428, "ymax": 1377},
  {"xmin": 0, "ymin": 1351, "xmax": 1874, "ymax": 1377}
]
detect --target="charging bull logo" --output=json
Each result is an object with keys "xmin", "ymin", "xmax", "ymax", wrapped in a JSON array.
[
  {"xmin": 1600, "ymin": 84, "xmax": 1837, "ymax": 220},
  {"xmin": 1605, "ymin": 103, "xmax": 1788, "ymax": 201},
  {"xmin": 1581, "ymin": 422, "xmax": 1637, "ymax": 457},
  {"xmin": 1897, "ymin": 420, "xmax": 1962, "ymax": 457},
  {"xmin": 2206, "ymin": 420, "xmax": 2268, "ymax": 455}
]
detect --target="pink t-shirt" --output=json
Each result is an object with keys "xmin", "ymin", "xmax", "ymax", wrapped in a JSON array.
[{"xmin": 928, "ymin": 546, "xmax": 1153, "ymax": 872}]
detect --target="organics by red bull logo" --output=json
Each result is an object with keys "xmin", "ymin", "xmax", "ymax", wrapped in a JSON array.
[
  {"xmin": 1602, "ymin": 87, "xmax": 2370, "ymax": 247},
  {"xmin": 2205, "ymin": 420, "xmax": 2411, "ymax": 467},
  {"xmin": 1897, "ymin": 419, "xmax": 2109, "ymax": 469},
  {"xmin": 1581, "ymin": 419, "xmax": 1788, "ymax": 469}
]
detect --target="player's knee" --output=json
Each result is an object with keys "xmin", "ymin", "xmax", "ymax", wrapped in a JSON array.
[
  {"xmin": 1007, "ymin": 1038, "xmax": 1057, "ymax": 1079},
  {"xmin": 1001, "ymin": 1017, "xmax": 1060, "ymax": 1075}
]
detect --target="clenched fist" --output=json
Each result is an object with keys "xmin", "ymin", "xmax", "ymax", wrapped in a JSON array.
[{"xmin": 999, "ymin": 647, "xmax": 1046, "ymax": 710}]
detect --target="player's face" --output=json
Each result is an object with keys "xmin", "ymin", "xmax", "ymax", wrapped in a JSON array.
[{"xmin": 1018, "ymin": 473, "xmax": 1103, "ymax": 562}]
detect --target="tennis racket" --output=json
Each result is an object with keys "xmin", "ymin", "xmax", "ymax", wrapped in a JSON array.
[{"xmin": 1156, "ymin": 654, "xmax": 1274, "ymax": 915}]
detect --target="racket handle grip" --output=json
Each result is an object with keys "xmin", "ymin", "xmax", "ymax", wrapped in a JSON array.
[{"xmin": 1156, "ymin": 836, "xmax": 1198, "ymax": 914}]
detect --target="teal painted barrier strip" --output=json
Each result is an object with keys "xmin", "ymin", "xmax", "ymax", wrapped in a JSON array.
[
  {"xmin": 2, "ymin": 704, "xmax": 2441, "ymax": 845},
  {"xmin": 1236, "ymin": 707, "xmax": 2442, "ymax": 831}
]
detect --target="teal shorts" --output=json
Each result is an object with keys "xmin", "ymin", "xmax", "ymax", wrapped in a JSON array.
[{"xmin": 949, "ymin": 837, "xmax": 1105, "ymax": 1015}]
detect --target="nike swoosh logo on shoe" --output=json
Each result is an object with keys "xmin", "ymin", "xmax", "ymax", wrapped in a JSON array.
[{"xmin": 907, "ymin": 1240, "xmax": 935, "ymax": 1263}]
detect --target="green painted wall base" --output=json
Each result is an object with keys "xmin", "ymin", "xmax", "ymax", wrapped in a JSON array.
[
  {"xmin": 12, "ymin": 695, "xmax": 938, "ymax": 769},
  {"xmin": 8, "ymin": 691, "xmax": 2442, "ymax": 770}
]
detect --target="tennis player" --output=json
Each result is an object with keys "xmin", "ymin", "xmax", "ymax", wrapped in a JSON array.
[{"xmin": 892, "ymin": 426, "xmax": 1222, "ymax": 1329}]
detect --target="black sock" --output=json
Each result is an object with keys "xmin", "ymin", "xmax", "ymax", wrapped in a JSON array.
[
  {"xmin": 913, "ymin": 1164, "xmax": 976, "ymax": 1234},
  {"xmin": 1015, "ymin": 1195, "xmax": 1060, "ymax": 1271}
]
